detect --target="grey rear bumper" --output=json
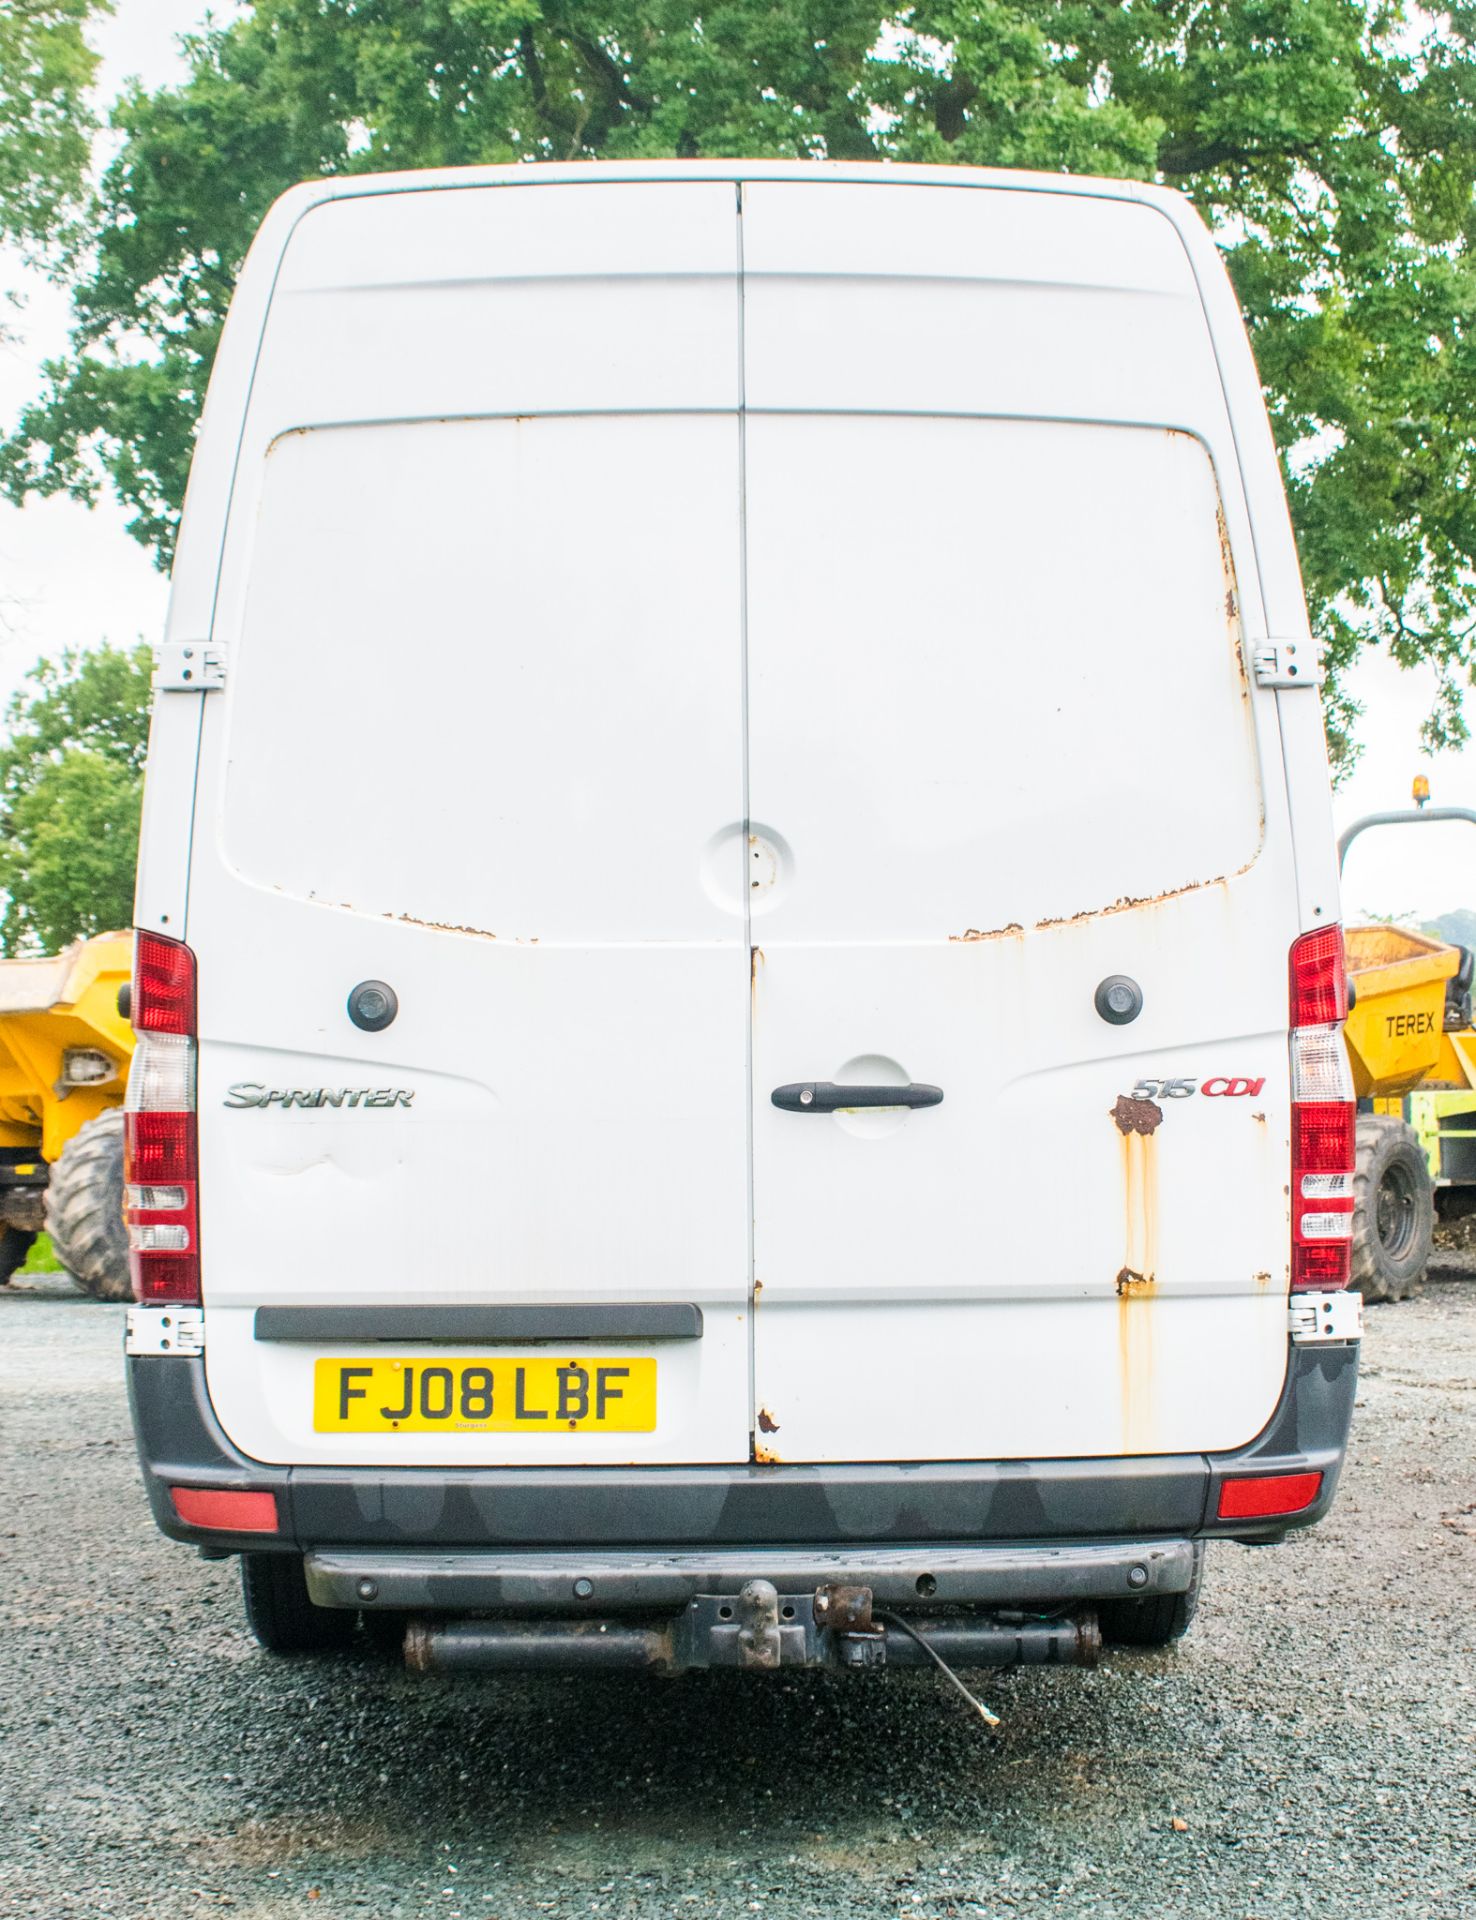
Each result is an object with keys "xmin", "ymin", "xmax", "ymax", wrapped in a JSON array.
[{"xmin": 126, "ymin": 1339, "xmax": 1357, "ymax": 1569}]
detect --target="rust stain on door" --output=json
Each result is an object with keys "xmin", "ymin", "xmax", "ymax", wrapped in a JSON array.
[{"xmin": 1113, "ymin": 1094, "xmax": 1162, "ymax": 1453}]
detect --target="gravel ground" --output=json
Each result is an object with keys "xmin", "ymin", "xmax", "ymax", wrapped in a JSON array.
[{"xmin": 2, "ymin": 1280, "xmax": 1474, "ymax": 1920}]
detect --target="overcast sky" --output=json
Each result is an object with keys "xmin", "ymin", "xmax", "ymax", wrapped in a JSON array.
[{"xmin": 1, "ymin": 1, "xmax": 1472, "ymax": 922}]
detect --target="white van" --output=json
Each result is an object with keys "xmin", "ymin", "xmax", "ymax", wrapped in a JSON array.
[{"xmin": 124, "ymin": 161, "xmax": 1362, "ymax": 1675}]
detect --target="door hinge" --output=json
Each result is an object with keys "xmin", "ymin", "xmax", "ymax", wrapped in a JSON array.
[
  {"xmin": 125, "ymin": 1305, "xmax": 205, "ymax": 1356},
  {"xmin": 155, "ymin": 641, "xmax": 226, "ymax": 692},
  {"xmin": 1288, "ymin": 1290, "xmax": 1362, "ymax": 1344},
  {"xmin": 1252, "ymin": 638, "xmax": 1322, "ymax": 690}
]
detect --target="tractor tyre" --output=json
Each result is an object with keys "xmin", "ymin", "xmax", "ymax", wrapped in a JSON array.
[
  {"xmin": 46, "ymin": 1107, "xmax": 130, "ymax": 1301},
  {"xmin": 1350, "ymin": 1115, "xmax": 1432, "ymax": 1305},
  {"xmin": 0, "ymin": 1226, "xmax": 36, "ymax": 1284}
]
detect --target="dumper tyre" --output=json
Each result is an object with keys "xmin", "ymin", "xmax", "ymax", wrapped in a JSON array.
[
  {"xmin": 1098, "ymin": 1544, "xmax": 1203, "ymax": 1648},
  {"xmin": 241, "ymin": 1553, "xmax": 358, "ymax": 1654},
  {"xmin": 45, "ymin": 1106, "xmax": 130, "ymax": 1301},
  {"xmin": 1351, "ymin": 1115, "xmax": 1432, "ymax": 1305},
  {"xmin": 0, "ymin": 1226, "xmax": 36, "ymax": 1285}
]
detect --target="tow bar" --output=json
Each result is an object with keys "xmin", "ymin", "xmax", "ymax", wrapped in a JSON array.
[{"xmin": 403, "ymin": 1582, "xmax": 1100, "ymax": 1678}]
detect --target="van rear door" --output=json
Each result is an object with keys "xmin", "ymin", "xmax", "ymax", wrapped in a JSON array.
[
  {"xmin": 189, "ymin": 183, "xmax": 753, "ymax": 1468},
  {"xmin": 741, "ymin": 182, "xmax": 1297, "ymax": 1463}
]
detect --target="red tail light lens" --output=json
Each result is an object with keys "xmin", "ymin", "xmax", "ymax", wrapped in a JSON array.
[
  {"xmin": 170, "ymin": 1487, "xmax": 278, "ymax": 1533},
  {"xmin": 1217, "ymin": 1471, "xmax": 1323, "ymax": 1520},
  {"xmin": 133, "ymin": 928, "xmax": 198, "ymax": 1034},
  {"xmin": 1289, "ymin": 924, "xmax": 1348, "ymax": 1027},
  {"xmin": 1289, "ymin": 927, "xmax": 1354, "ymax": 1292},
  {"xmin": 125, "ymin": 932, "xmax": 201, "ymax": 1304}
]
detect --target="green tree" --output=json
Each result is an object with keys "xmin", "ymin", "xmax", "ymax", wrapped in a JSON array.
[
  {"xmin": 1426, "ymin": 907, "xmax": 1476, "ymax": 949},
  {"xmin": 3, "ymin": 2, "xmax": 1476, "ymax": 766},
  {"xmin": 0, "ymin": 643, "xmax": 152, "ymax": 953},
  {"xmin": 0, "ymin": 0, "xmax": 105, "ymax": 253}
]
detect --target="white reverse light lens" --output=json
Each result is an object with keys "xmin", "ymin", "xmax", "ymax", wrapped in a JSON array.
[
  {"xmin": 1301, "ymin": 1172, "xmax": 1353, "ymax": 1200},
  {"xmin": 1299, "ymin": 1211, "xmax": 1354, "ymax": 1240},
  {"xmin": 128, "ymin": 1222, "xmax": 190, "ymax": 1252},
  {"xmin": 126, "ymin": 1184, "xmax": 187, "ymax": 1211},
  {"xmin": 125, "ymin": 1032, "xmax": 197, "ymax": 1113},
  {"xmin": 1290, "ymin": 1025, "xmax": 1356, "ymax": 1103}
]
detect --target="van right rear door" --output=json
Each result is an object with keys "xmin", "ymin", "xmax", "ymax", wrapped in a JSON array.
[{"xmin": 739, "ymin": 179, "xmax": 1301, "ymax": 1464}]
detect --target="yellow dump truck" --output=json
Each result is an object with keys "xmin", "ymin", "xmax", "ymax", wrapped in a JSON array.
[
  {"xmin": 1341, "ymin": 803, "xmax": 1476, "ymax": 1302},
  {"xmin": 0, "ymin": 934, "xmax": 133, "ymax": 1297}
]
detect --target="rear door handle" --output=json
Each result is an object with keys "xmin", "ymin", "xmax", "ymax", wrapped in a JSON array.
[{"xmin": 771, "ymin": 1082, "xmax": 944, "ymax": 1113}]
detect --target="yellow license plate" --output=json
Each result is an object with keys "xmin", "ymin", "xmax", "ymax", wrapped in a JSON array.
[{"xmin": 313, "ymin": 1356, "xmax": 657, "ymax": 1433}]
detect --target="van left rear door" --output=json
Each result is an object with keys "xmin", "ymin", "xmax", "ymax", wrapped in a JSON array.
[{"xmin": 184, "ymin": 180, "xmax": 753, "ymax": 1469}]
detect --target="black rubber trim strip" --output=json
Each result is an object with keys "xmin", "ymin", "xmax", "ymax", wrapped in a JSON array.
[{"xmin": 252, "ymin": 1303, "xmax": 704, "ymax": 1344}]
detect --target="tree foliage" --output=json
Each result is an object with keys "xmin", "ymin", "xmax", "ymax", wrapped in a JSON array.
[
  {"xmin": 0, "ymin": 0, "xmax": 105, "ymax": 253},
  {"xmin": 0, "ymin": 644, "xmax": 151, "ymax": 953},
  {"xmin": 3, "ymin": 2, "xmax": 1476, "ymax": 765}
]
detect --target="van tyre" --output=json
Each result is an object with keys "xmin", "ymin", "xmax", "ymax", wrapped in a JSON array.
[
  {"xmin": 46, "ymin": 1107, "xmax": 130, "ymax": 1301},
  {"xmin": 1098, "ymin": 1545, "xmax": 1203, "ymax": 1648},
  {"xmin": 241, "ymin": 1553, "xmax": 358, "ymax": 1654},
  {"xmin": 1351, "ymin": 1115, "xmax": 1432, "ymax": 1304}
]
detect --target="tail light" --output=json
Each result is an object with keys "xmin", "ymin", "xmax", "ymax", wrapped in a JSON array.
[
  {"xmin": 1289, "ymin": 926, "xmax": 1355, "ymax": 1291},
  {"xmin": 124, "ymin": 931, "xmax": 200, "ymax": 1303}
]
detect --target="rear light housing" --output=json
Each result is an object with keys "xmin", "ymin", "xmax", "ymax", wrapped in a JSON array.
[
  {"xmin": 125, "ymin": 931, "xmax": 201, "ymax": 1303},
  {"xmin": 1289, "ymin": 926, "xmax": 1355, "ymax": 1291}
]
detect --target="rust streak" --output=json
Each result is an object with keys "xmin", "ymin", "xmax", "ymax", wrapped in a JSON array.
[
  {"xmin": 1117, "ymin": 1106, "xmax": 1160, "ymax": 1454},
  {"xmin": 389, "ymin": 913, "xmax": 498, "ymax": 939},
  {"xmin": 1216, "ymin": 502, "xmax": 1241, "ymax": 619},
  {"xmin": 949, "ymin": 923, "xmax": 1024, "ymax": 943},
  {"xmin": 1036, "ymin": 874, "xmax": 1229, "ymax": 931},
  {"xmin": 753, "ymin": 1441, "xmax": 781, "ymax": 1465},
  {"xmin": 957, "ymin": 867, "xmax": 1259, "ymax": 948}
]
